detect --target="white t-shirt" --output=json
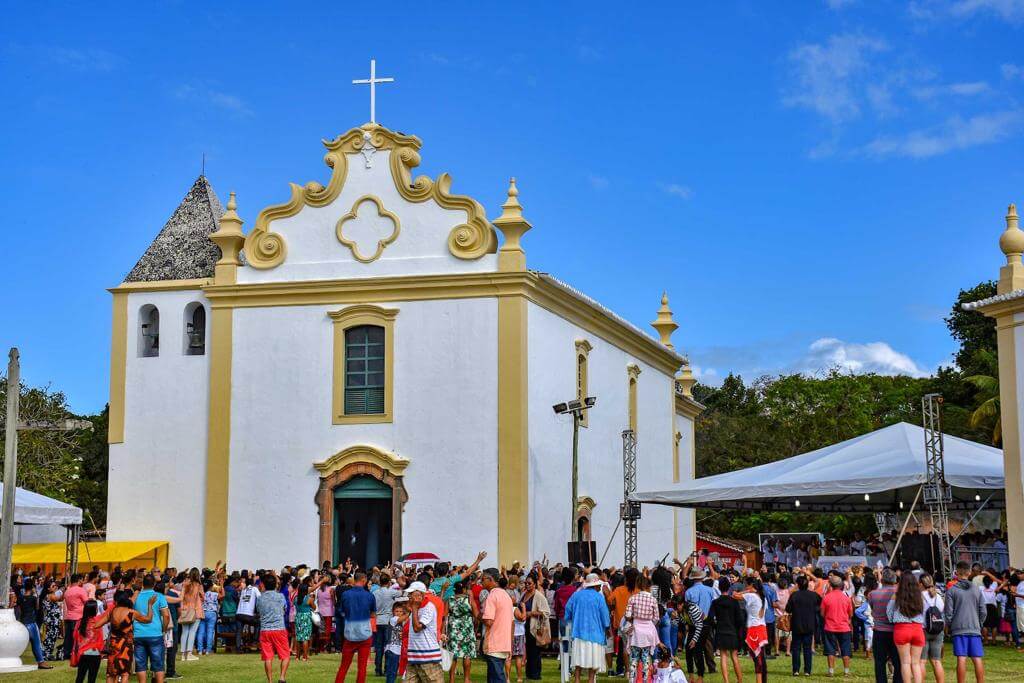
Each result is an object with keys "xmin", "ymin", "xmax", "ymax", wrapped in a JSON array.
[
  {"xmin": 922, "ymin": 590, "xmax": 944, "ymax": 613},
  {"xmin": 1015, "ymin": 582, "xmax": 1024, "ymax": 608},
  {"xmin": 236, "ymin": 586, "xmax": 260, "ymax": 617},
  {"xmin": 849, "ymin": 540, "xmax": 866, "ymax": 555},
  {"xmin": 981, "ymin": 585, "xmax": 997, "ymax": 606},
  {"xmin": 742, "ymin": 593, "xmax": 766, "ymax": 627},
  {"xmin": 408, "ymin": 602, "xmax": 440, "ymax": 663}
]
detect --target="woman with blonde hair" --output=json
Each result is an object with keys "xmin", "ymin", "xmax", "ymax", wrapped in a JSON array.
[{"xmin": 178, "ymin": 568, "xmax": 204, "ymax": 661}]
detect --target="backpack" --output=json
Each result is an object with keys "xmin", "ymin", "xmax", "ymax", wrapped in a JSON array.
[{"xmin": 924, "ymin": 605, "xmax": 945, "ymax": 635}]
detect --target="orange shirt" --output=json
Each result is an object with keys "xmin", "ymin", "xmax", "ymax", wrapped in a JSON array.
[
  {"xmin": 608, "ymin": 586, "xmax": 634, "ymax": 626},
  {"xmin": 424, "ymin": 592, "xmax": 445, "ymax": 638}
]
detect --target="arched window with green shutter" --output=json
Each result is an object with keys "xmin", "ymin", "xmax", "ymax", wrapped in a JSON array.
[{"xmin": 345, "ymin": 325, "xmax": 385, "ymax": 414}]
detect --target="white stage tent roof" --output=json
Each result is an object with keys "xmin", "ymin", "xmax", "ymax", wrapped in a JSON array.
[
  {"xmin": 633, "ymin": 422, "xmax": 1004, "ymax": 513},
  {"xmin": 0, "ymin": 483, "xmax": 83, "ymax": 526}
]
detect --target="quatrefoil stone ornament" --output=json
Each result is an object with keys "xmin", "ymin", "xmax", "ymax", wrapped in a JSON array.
[{"xmin": 336, "ymin": 195, "xmax": 401, "ymax": 263}]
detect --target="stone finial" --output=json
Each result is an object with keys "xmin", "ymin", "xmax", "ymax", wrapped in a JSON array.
[
  {"xmin": 210, "ymin": 191, "xmax": 246, "ymax": 284},
  {"xmin": 493, "ymin": 177, "xmax": 532, "ymax": 272},
  {"xmin": 676, "ymin": 364, "xmax": 696, "ymax": 399},
  {"xmin": 998, "ymin": 203, "xmax": 1024, "ymax": 294},
  {"xmin": 650, "ymin": 292, "xmax": 679, "ymax": 350}
]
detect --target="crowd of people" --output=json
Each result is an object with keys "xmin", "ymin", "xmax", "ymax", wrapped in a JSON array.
[{"xmin": 7, "ymin": 548, "xmax": 1024, "ymax": 683}]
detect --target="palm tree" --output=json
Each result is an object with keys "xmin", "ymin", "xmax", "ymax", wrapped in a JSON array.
[{"xmin": 964, "ymin": 349, "xmax": 1001, "ymax": 445}]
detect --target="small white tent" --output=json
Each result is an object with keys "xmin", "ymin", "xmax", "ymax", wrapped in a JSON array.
[
  {"xmin": 633, "ymin": 423, "xmax": 1003, "ymax": 513},
  {"xmin": 0, "ymin": 484, "xmax": 83, "ymax": 544}
]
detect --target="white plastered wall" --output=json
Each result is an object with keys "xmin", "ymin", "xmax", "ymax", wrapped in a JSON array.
[
  {"xmin": 526, "ymin": 302, "xmax": 677, "ymax": 566},
  {"xmin": 237, "ymin": 150, "xmax": 497, "ymax": 284},
  {"xmin": 674, "ymin": 412, "xmax": 697, "ymax": 559},
  {"xmin": 226, "ymin": 297, "xmax": 499, "ymax": 569},
  {"xmin": 107, "ymin": 289, "xmax": 211, "ymax": 567}
]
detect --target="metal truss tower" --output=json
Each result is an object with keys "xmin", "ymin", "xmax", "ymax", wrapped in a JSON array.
[
  {"xmin": 922, "ymin": 393, "xmax": 955, "ymax": 579},
  {"xmin": 621, "ymin": 429, "xmax": 640, "ymax": 568}
]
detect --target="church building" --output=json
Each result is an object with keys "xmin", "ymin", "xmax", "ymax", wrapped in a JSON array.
[{"xmin": 106, "ymin": 120, "xmax": 702, "ymax": 569}]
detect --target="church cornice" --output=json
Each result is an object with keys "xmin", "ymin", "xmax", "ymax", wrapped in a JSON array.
[{"xmin": 201, "ymin": 270, "xmax": 684, "ymax": 376}]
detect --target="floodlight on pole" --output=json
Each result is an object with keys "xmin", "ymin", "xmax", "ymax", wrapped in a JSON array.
[{"xmin": 552, "ymin": 396, "xmax": 597, "ymax": 543}]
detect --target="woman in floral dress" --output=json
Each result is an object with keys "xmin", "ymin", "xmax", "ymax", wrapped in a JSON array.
[
  {"xmin": 41, "ymin": 580, "xmax": 64, "ymax": 660},
  {"xmin": 446, "ymin": 581, "xmax": 478, "ymax": 683}
]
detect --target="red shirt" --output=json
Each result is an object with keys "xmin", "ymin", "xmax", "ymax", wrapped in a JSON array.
[{"xmin": 820, "ymin": 590, "xmax": 852, "ymax": 633}]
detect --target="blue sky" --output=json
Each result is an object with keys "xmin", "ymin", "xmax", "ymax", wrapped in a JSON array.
[{"xmin": 3, "ymin": 1, "xmax": 1024, "ymax": 414}]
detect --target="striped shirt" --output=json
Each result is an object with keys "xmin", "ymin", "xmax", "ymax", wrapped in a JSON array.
[{"xmin": 408, "ymin": 602, "xmax": 441, "ymax": 664}]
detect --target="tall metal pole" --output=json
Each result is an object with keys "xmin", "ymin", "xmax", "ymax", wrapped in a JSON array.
[
  {"xmin": 571, "ymin": 412, "xmax": 580, "ymax": 542},
  {"xmin": 922, "ymin": 393, "xmax": 954, "ymax": 579},
  {"xmin": 622, "ymin": 429, "xmax": 638, "ymax": 568},
  {"xmin": 0, "ymin": 349, "xmax": 20, "ymax": 608}
]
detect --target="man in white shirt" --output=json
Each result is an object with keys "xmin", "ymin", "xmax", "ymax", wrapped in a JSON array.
[{"xmin": 236, "ymin": 577, "xmax": 261, "ymax": 652}]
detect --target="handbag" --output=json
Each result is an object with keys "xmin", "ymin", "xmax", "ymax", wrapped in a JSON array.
[
  {"xmin": 178, "ymin": 607, "xmax": 198, "ymax": 625},
  {"xmin": 533, "ymin": 617, "xmax": 552, "ymax": 647},
  {"xmin": 440, "ymin": 647, "xmax": 453, "ymax": 672},
  {"xmin": 311, "ymin": 611, "xmax": 323, "ymax": 628}
]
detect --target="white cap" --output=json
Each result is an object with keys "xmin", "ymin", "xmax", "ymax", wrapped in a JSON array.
[
  {"xmin": 582, "ymin": 573, "xmax": 602, "ymax": 588},
  {"xmin": 405, "ymin": 581, "xmax": 427, "ymax": 594}
]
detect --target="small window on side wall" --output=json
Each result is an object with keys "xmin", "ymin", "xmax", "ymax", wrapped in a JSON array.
[
  {"xmin": 184, "ymin": 303, "xmax": 206, "ymax": 356},
  {"xmin": 138, "ymin": 305, "xmax": 160, "ymax": 358}
]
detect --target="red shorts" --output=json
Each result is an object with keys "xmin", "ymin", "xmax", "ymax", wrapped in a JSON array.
[
  {"xmin": 260, "ymin": 629, "xmax": 291, "ymax": 661},
  {"xmin": 893, "ymin": 623, "xmax": 925, "ymax": 648}
]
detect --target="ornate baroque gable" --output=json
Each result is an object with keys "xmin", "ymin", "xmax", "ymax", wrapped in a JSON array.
[{"xmin": 239, "ymin": 123, "xmax": 498, "ymax": 281}]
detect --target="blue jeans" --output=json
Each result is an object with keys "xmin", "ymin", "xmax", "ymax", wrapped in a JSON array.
[
  {"xmin": 25, "ymin": 622, "xmax": 44, "ymax": 663},
  {"xmin": 385, "ymin": 650, "xmax": 400, "ymax": 683},
  {"xmin": 197, "ymin": 609, "xmax": 218, "ymax": 653},
  {"xmin": 373, "ymin": 623, "xmax": 391, "ymax": 673},
  {"xmin": 485, "ymin": 653, "xmax": 508, "ymax": 683},
  {"xmin": 133, "ymin": 636, "xmax": 166, "ymax": 672},
  {"xmin": 791, "ymin": 632, "xmax": 813, "ymax": 674}
]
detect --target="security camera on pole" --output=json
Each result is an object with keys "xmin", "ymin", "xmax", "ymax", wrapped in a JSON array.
[{"xmin": 552, "ymin": 396, "xmax": 596, "ymax": 562}]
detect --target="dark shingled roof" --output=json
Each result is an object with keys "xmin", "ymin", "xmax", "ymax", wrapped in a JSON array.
[{"xmin": 124, "ymin": 175, "xmax": 225, "ymax": 282}]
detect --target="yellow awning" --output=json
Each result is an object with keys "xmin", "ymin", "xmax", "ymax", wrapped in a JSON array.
[{"xmin": 13, "ymin": 541, "xmax": 168, "ymax": 566}]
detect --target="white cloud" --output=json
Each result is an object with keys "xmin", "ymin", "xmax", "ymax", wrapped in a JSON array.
[
  {"xmin": 1002, "ymin": 63, "xmax": 1024, "ymax": 80},
  {"xmin": 782, "ymin": 33, "xmax": 889, "ymax": 123},
  {"xmin": 174, "ymin": 84, "xmax": 254, "ymax": 117},
  {"xmin": 862, "ymin": 109, "xmax": 1022, "ymax": 158},
  {"xmin": 795, "ymin": 338, "xmax": 930, "ymax": 377},
  {"xmin": 660, "ymin": 183, "xmax": 694, "ymax": 200},
  {"xmin": 587, "ymin": 174, "xmax": 609, "ymax": 190},
  {"xmin": 911, "ymin": 0, "xmax": 1024, "ymax": 21},
  {"xmin": 911, "ymin": 80, "xmax": 990, "ymax": 99}
]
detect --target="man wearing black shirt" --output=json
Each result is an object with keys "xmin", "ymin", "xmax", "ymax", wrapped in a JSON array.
[{"xmin": 786, "ymin": 575, "xmax": 821, "ymax": 676}]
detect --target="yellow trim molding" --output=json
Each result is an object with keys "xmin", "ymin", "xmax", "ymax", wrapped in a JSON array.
[
  {"xmin": 498, "ymin": 294, "xmax": 529, "ymax": 566},
  {"xmin": 314, "ymin": 444, "xmax": 409, "ymax": 478},
  {"xmin": 673, "ymin": 430, "xmax": 682, "ymax": 483},
  {"xmin": 203, "ymin": 307, "xmax": 234, "ymax": 566},
  {"xmin": 627, "ymin": 363, "xmax": 641, "ymax": 435},
  {"xmin": 575, "ymin": 339, "xmax": 592, "ymax": 427},
  {"xmin": 109, "ymin": 278, "xmax": 210, "ymax": 293},
  {"xmin": 203, "ymin": 272, "xmax": 683, "ymax": 376},
  {"xmin": 576, "ymin": 496, "xmax": 597, "ymax": 515},
  {"xmin": 328, "ymin": 304, "xmax": 398, "ymax": 425},
  {"xmin": 108, "ymin": 292, "xmax": 128, "ymax": 444},
  {"xmin": 336, "ymin": 195, "xmax": 401, "ymax": 263}
]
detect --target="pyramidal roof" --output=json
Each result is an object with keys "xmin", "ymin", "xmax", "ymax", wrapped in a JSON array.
[{"xmin": 123, "ymin": 175, "xmax": 225, "ymax": 283}]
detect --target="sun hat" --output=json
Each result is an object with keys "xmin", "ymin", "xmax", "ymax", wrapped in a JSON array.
[
  {"xmin": 405, "ymin": 581, "xmax": 427, "ymax": 594},
  {"xmin": 582, "ymin": 573, "xmax": 603, "ymax": 588},
  {"xmin": 688, "ymin": 568, "xmax": 706, "ymax": 580}
]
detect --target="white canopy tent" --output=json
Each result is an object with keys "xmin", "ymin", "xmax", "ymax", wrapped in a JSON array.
[
  {"xmin": 0, "ymin": 484, "xmax": 83, "ymax": 526},
  {"xmin": 633, "ymin": 423, "xmax": 1004, "ymax": 513}
]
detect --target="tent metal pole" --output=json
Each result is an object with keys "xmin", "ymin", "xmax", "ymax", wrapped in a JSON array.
[
  {"xmin": 599, "ymin": 517, "xmax": 623, "ymax": 568},
  {"xmin": 888, "ymin": 484, "xmax": 923, "ymax": 567},
  {"xmin": 949, "ymin": 493, "xmax": 995, "ymax": 547}
]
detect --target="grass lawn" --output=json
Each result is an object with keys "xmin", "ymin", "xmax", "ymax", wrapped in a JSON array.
[{"xmin": 10, "ymin": 646, "xmax": 1023, "ymax": 682}]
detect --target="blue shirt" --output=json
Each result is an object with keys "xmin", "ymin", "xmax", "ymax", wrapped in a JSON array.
[
  {"xmin": 563, "ymin": 587, "xmax": 610, "ymax": 645},
  {"xmin": 763, "ymin": 584, "xmax": 777, "ymax": 624},
  {"xmin": 133, "ymin": 589, "xmax": 168, "ymax": 638},
  {"xmin": 686, "ymin": 583, "xmax": 715, "ymax": 616},
  {"xmin": 340, "ymin": 586, "xmax": 377, "ymax": 642}
]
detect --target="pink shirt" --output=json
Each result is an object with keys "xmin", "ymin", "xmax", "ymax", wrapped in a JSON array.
[
  {"xmin": 317, "ymin": 587, "xmax": 335, "ymax": 616},
  {"xmin": 482, "ymin": 587, "xmax": 514, "ymax": 654},
  {"xmin": 64, "ymin": 585, "xmax": 89, "ymax": 621}
]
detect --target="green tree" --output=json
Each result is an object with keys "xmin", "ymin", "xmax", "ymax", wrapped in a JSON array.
[
  {"xmin": 945, "ymin": 281, "xmax": 997, "ymax": 375},
  {"xmin": 71, "ymin": 406, "xmax": 109, "ymax": 530},
  {"xmin": 963, "ymin": 349, "xmax": 1001, "ymax": 445}
]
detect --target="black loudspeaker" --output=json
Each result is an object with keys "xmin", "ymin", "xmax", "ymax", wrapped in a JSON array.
[{"xmin": 567, "ymin": 541, "xmax": 597, "ymax": 566}]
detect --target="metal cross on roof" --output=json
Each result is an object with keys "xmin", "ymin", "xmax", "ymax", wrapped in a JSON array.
[{"xmin": 352, "ymin": 59, "xmax": 394, "ymax": 125}]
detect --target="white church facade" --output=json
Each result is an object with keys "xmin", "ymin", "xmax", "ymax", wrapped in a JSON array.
[{"xmin": 106, "ymin": 121, "xmax": 701, "ymax": 569}]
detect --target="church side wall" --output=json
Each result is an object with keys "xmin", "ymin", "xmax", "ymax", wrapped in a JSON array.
[
  {"xmin": 525, "ymin": 302, "xmax": 677, "ymax": 566},
  {"xmin": 674, "ymin": 412, "xmax": 697, "ymax": 559},
  {"xmin": 227, "ymin": 297, "xmax": 499, "ymax": 569},
  {"xmin": 107, "ymin": 290, "xmax": 210, "ymax": 567}
]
